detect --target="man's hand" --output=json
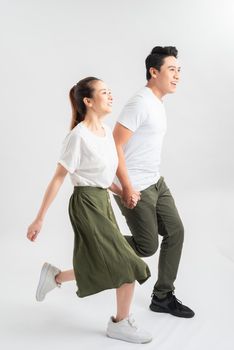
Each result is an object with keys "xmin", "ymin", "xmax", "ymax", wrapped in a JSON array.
[{"xmin": 122, "ymin": 186, "xmax": 141, "ymax": 209}]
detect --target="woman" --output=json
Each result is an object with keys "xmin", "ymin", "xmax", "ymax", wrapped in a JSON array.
[{"xmin": 27, "ymin": 77, "xmax": 152, "ymax": 344}]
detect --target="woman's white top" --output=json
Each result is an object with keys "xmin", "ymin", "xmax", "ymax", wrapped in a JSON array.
[{"xmin": 58, "ymin": 122, "xmax": 118, "ymax": 188}]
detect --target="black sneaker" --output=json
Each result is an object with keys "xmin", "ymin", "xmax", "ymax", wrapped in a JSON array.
[{"xmin": 149, "ymin": 291, "xmax": 195, "ymax": 318}]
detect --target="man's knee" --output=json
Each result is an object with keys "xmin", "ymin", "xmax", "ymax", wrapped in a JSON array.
[
  {"xmin": 173, "ymin": 220, "xmax": 184, "ymax": 245},
  {"xmin": 135, "ymin": 239, "xmax": 159, "ymax": 257}
]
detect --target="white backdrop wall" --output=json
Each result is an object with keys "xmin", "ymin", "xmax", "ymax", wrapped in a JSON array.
[{"xmin": 1, "ymin": 1, "xmax": 234, "ymax": 349}]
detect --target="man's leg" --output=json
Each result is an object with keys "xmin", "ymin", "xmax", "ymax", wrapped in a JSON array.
[
  {"xmin": 153, "ymin": 177, "xmax": 184, "ymax": 298},
  {"xmin": 114, "ymin": 177, "xmax": 194, "ymax": 318},
  {"xmin": 150, "ymin": 177, "xmax": 194, "ymax": 318},
  {"xmin": 114, "ymin": 184, "xmax": 159, "ymax": 258}
]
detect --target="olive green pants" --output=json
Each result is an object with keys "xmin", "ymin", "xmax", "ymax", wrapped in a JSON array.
[{"xmin": 114, "ymin": 177, "xmax": 184, "ymax": 299}]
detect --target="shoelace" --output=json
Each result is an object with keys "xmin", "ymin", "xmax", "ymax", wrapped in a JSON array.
[
  {"xmin": 128, "ymin": 315, "xmax": 138, "ymax": 329},
  {"xmin": 170, "ymin": 293, "xmax": 183, "ymax": 310},
  {"xmin": 151, "ymin": 291, "xmax": 184, "ymax": 310}
]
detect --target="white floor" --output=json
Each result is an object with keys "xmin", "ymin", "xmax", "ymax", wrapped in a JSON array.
[{"xmin": 1, "ymin": 189, "xmax": 234, "ymax": 350}]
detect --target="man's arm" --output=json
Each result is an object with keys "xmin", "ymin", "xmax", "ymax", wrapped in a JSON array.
[{"xmin": 113, "ymin": 122, "xmax": 141, "ymax": 208}]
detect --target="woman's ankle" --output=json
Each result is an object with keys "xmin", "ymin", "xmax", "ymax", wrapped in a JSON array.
[
  {"xmin": 115, "ymin": 314, "xmax": 129, "ymax": 322},
  {"xmin": 55, "ymin": 273, "xmax": 62, "ymax": 285}
]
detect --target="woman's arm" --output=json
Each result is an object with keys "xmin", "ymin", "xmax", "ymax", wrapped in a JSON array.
[
  {"xmin": 108, "ymin": 183, "xmax": 122, "ymax": 196},
  {"xmin": 27, "ymin": 164, "xmax": 68, "ymax": 242}
]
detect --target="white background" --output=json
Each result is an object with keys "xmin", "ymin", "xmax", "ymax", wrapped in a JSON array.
[{"xmin": 1, "ymin": 0, "xmax": 234, "ymax": 349}]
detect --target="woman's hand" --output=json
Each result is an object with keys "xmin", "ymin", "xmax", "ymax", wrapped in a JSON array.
[
  {"xmin": 108, "ymin": 183, "xmax": 141, "ymax": 208},
  {"xmin": 27, "ymin": 218, "xmax": 43, "ymax": 242},
  {"xmin": 26, "ymin": 164, "xmax": 68, "ymax": 243},
  {"xmin": 129, "ymin": 192, "xmax": 141, "ymax": 208},
  {"xmin": 122, "ymin": 186, "xmax": 141, "ymax": 209}
]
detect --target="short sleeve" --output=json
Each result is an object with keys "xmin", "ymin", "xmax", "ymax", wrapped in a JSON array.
[
  {"xmin": 118, "ymin": 95, "xmax": 147, "ymax": 132},
  {"xmin": 58, "ymin": 131, "xmax": 80, "ymax": 173}
]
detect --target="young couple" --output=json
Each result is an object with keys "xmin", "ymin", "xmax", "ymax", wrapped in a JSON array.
[{"xmin": 27, "ymin": 46, "xmax": 194, "ymax": 344}]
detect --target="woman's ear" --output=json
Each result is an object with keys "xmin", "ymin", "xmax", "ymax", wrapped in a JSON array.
[{"xmin": 83, "ymin": 97, "xmax": 92, "ymax": 108}]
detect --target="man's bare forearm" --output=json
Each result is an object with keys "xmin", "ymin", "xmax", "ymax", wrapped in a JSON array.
[{"xmin": 115, "ymin": 144, "xmax": 133, "ymax": 190}]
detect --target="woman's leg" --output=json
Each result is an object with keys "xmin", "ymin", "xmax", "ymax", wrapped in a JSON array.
[
  {"xmin": 55, "ymin": 269, "xmax": 75, "ymax": 284},
  {"xmin": 36, "ymin": 263, "xmax": 74, "ymax": 302},
  {"xmin": 115, "ymin": 282, "xmax": 135, "ymax": 321},
  {"xmin": 107, "ymin": 282, "xmax": 152, "ymax": 343}
]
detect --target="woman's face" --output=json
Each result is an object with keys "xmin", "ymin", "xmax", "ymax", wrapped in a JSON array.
[{"xmin": 88, "ymin": 80, "xmax": 113, "ymax": 116}]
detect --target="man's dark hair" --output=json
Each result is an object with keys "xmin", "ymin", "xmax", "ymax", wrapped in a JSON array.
[{"xmin": 145, "ymin": 46, "xmax": 178, "ymax": 80}]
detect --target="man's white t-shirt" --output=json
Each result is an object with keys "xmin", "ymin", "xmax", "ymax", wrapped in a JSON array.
[
  {"xmin": 115, "ymin": 86, "xmax": 167, "ymax": 191},
  {"xmin": 58, "ymin": 122, "xmax": 118, "ymax": 188}
]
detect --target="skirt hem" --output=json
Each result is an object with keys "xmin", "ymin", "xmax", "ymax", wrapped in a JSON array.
[{"xmin": 76, "ymin": 273, "xmax": 151, "ymax": 298}]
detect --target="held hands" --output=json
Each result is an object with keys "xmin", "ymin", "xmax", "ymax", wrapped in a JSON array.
[
  {"xmin": 121, "ymin": 186, "xmax": 141, "ymax": 209},
  {"xmin": 27, "ymin": 218, "xmax": 43, "ymax": 242},
  {"xmin": 108, "ymin": 183, "xmax": 141, "ymax": 209}
]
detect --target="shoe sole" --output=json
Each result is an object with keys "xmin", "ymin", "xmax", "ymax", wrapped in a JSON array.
[
  {"xmin": 36, "ymin": 262, "xmax": 51, "ymax": 302},
  {"xmin": 149, "ymin": 304, "xmax": 194, "ymax": 318},
  {"xmin": 106, "ymin": 333, "xmax": 152, "ymax": 344}
]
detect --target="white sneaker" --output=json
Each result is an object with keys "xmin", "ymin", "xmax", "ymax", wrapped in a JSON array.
[
  {"xmin": 106, "ymin": 314, "xmax": 152, "ymax": 344},
  {"xmin": 36, "ymin": 262, "xmax": 61, "ymax": 302}
]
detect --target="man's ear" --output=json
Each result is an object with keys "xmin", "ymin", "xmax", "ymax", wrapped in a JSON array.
[{"xmin": 149, "ymin": 67, "xmax": 158, "ymax": 79}]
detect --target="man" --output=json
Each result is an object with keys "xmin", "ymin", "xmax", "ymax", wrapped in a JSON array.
[{"xmin": 113, "ymin": 46, "xmax": 194, "ymax": 318}]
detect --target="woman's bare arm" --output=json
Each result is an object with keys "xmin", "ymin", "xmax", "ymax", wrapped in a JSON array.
[
  {"xmin": 108, "ymin": 183, "xmax": 122, "ymax": 196},
  {"xmin": 27, "ymin": 164, "xmax": 68, "ymax": 242}
]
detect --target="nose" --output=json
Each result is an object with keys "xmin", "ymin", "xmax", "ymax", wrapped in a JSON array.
[
  {"xmin": 174, "ymin": 70, "xmax": 180, "ymax": 80},
  {"xmin": 108, "ymin": 91, "xmax": 113, "ymax": 100}
]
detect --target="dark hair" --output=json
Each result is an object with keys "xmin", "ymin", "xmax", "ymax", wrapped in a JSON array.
[
  {"xmin": 145, "ymin": 46, "xmax": 178, "ymax": 80},
  {"xmin": 69, "ymin": 76, "xmax": 100, "ymax": 130}
]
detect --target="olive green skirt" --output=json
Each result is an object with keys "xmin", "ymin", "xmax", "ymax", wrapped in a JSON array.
[{"xmin": 68, "ymin": 186, "xmax": 151, "ymax": 298}]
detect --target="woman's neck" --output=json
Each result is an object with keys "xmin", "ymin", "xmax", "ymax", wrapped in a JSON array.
[
  {"xmin": 82, "ymin": 113, "xmax": 105, "ymax": 136},
  {"xmin": 83, "ymin": 113, "xmax": 102, "ymax": 129}
]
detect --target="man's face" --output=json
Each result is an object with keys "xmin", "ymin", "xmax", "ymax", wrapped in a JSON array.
[{"xmin": 150, "ymin": 56, "xmax": 181, "ymax": 95}]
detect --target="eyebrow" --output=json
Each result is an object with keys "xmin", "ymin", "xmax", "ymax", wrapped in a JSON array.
[{"xmin": 168, "ymin": 65, "xmax": 181, "ymax": 69}]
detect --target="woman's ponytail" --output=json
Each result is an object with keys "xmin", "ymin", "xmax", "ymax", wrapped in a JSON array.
[
  {"xmin": 69, "ymin": 86, "xmax": 80, "ymax": 130},
  {"xmin": 69, "ymin": 77, "xmax": 100, "ymax": 130}
]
